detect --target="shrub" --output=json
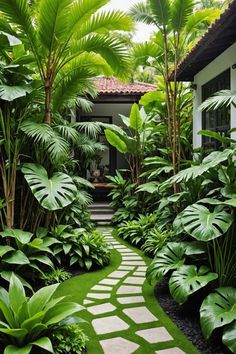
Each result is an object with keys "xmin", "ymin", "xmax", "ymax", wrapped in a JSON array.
[
  {"xmin": 142, "ymin": 228, "xmax": 176, "ymax": 257},
  {"xmin": 51, "ymin": 324, "xmax": 88, "ymax": 354},
  {"xmin": 0, "ymin": 274, "xmax": 83, "ymax": 353},
  {"xmin": 41, "ymin": 268, "xmax": 71, "ymax": 285}
]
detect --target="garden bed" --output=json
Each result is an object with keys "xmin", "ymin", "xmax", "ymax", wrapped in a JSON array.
[{"xmin": 155, "ymin": 277, "xmax": 230, "ymax": 354}]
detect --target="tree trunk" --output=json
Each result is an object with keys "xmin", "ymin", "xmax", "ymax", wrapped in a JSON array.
[{"xmin": 45, "ymin": 82, "xmax": 52, "ymax": 125}]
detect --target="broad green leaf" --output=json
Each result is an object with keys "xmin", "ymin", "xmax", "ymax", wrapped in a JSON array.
[
  {"xmin": 146, "ymin": 242, "xmax": 186, "ymax": 283},
  {"xmin": 129, "ymin": 103, "xmax": 142, "ymax": 132},
  {"xmin": 0, "ymin": 84, "xmax": 32, "ymax": 101},
  {"xmin": 3, "ymin": 251, "xmax": 30, "ymax": 265},
  {"xmin": 149, "ymin": 0, "xmax": 170, "ymax": 26},
  {"xmin": 181, "ymin": 204, "xmax": 233, "ymax": 241},
  {"xmin": 0, "ymin": 272, "xmax": 33, "ymax": 292},
  {"xmin": 0, "ymin": 246, "xmax": 15, "ymax": 258},
  {"xmin": 169, "ymin": 265, "xmax": 218, "ymax": 304},
  {"xmin": 171, "ymin": 0, "xmax": 194, "ymax": 32},
  {"xmin": 0, "ymin": 31, "xmax": 21, "ymax": 46},
  {"xmin": 0, "ymin": 299, "xmax": 15, "ymax": 328},
  {"xmin": 21, "ymin": 311, "xmax": 45, "ymax": 331},
  {"xmin": 0, "ymin": 229, "xmax": 33, "ymax": 244},
  {"xmin": 200, "ymin": 287, "xmax": 236, "ymax": 339},
  {"xmin": 28, "ymin": 284, "xmax": 59, "ymax": 316},
  {"xmin": 31, "ymin": 337, "xmax": 53, "ymax": 353},
  {"xmin": 105, "ymin": 129, "xmax": 127, "ymax": 153},
  {"xmin": 0, "ymin": 328, "xmax": 28, "ymax": 340},
  {"xmin": 4, "ymin": 344, "xmax": 32, "ymax": 354},
  {"xmin": 223, "ymin": 321, "xmax": 236, "ymax": 354},
  {"xmin": 22, "ymin": 164, "xmax": 77, "ymax": 211},
  {"xmin": 9, "ymin": 274, "xmax": 25, "ymax": 315},
  {"xmin": 44, "ymin": 302, "xmax": 83, "ymax": 325}
]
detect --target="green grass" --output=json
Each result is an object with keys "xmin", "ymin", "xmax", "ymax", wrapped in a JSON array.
[{"xmin": 55, "ymin": 227, "xmax": 199, "ymax": 354}]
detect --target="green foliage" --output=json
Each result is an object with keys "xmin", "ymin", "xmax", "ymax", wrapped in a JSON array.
[
  {"xmin": 169, "ymin": 265, "xmax": 218, "ymax": 304},
  {"xmin": 0, "ymin": 274, "xmax": 83, "ymax": 353},
  {"xmin": 41, "ymin": 268, "xmax": 71, "ymax": 286},
  {"xmin": 105, "ymin": 129, "xmax": 127, "ymax": 153},
  {"xmin": 178, "ymin": 204, "xmax": 233, "ymax": 241},
  {"xmin": 142, "ymin": 228, "xmax": 176, "ymax": 256},
  {"xmin": 22, "ymin": 163, "xmax": 77, "ymax": 211},
  {"xmin": 223, "ymin": 321, "xmax": 236, "ymax": 354},
  {"xmin": 51, "ymin": 324, "xmax": 88, "ymax": 354},
  {"xmin": 200, "ymin": 287, "xmax": 236, "ymax": 340}
]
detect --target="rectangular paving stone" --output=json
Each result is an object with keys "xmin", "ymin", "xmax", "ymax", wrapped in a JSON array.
[
  {"xmin": 117, "ymin": 296, "xmax": 145, "ymax": 304},
  {"xmin": 83, "ymin": 299, "xmax": 94, "ymax": 305},
  {"xmin": 91, "ymin": 285, "xmax": 113, "ymax": 291},
  {"xmin": 117, "ymin": 285, "xmax": 142, "ymax": 295},
  {"xmin": 123, "ymin": 306, "xmax": 158, "ymax": 324},
  {"xmin": 122, "ymin": 256, "xmax": 143, "ymax": 260},
  {"xmin": 100, "ymin": 278, "xmax": 120, "ymax": 285},
  {"xmin": 122, "ymin": 261, "xmax": 146, "ymax": 266},
  {"xmin": 109, "ymin": 271, "xmax": 129, "ymax": 278},
  {"xmin": 118, "ymin": 249, "xmax": 136, "ymax": 253},
  {"xmin": 156, "ymin": 349, "xmax": 186, "ymax": 354},
  {"xmin": 87, "ymin": 293, "xmax": 111, "ymax": 299},
  {"xmin": 136, "ymin": 327, "xmax": 172, "ymax": 343},
  {"xmin": 118, "ymin": 266, "xmax": 135, "ymax": 270},
  {"xmin": 137, "ymin": 266, "xmax": 147, "ymax": 271},
  {"xmin": 133, "ymin": 271, "xmax": 146, "ymax": 276},
  {"xmin": 92, "ymin": 315, "xmax": 129, "ymax": 334},
  {"xmin": 100, "ymin": 337, "xmax": 139, "ymax": 354},
  {"xmin": 88, "ymin": 303, "xmax": 116, "ymax": 315},
  {"xmin": 115, "ymin": 246, "xmax": 128, "ymax": 249},
  {"xmin": 124, "ymin": 277, "xmax": 145, "ymax": 285}
]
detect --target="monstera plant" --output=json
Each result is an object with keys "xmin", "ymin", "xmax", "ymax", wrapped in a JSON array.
[{"xmin": 22, "ymin": 163, "xmax": 77, "ymax": 210}]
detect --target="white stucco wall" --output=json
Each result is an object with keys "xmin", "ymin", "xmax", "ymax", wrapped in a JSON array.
[
  {"xmin": 193, "ymin": 42, "xmax": 236, "ymax": 148},
  {"xmin": 81, "ymin": 102, "xmax": 132, "ymax": 169}
]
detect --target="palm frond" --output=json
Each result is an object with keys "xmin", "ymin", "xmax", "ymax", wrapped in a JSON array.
[
  {"xmin": 199, "ymin": 90, "xmax": 236, "ymax": 111},
  {"xmin": 47, "ymin": 135, "xmax": 70, "ymax": 163},
  {"xmin": 76, "ymin": 97, "xmax": 94, "ymax": 113},
  {"xmin": 75, "ymin": 122, "xmax": 102, "ymax": 139},
  {"xmin": 171, "ymin": 0, "xmax": 194, "ymax": 32},
  {"xmin": 71, "ymin": 34, "xmax": 130, "ymax": 78},
  {"xmin": 185, "ymin": 8, "xmax": 222, "ymax": 35},
  {"xmin": 21, "ymin": 121, "xmax": 54, "ymax": 144},
  {"xmin": 55, "ymin": 124, "xmax": 81, "ymax": 145},
  {"xmin": 73, "ymin": 10, "xmax": 133, "ymax": 39},
  {"xmin": 129, "ymin": 2, "xmax": 156, "ymax": 25},
  {"xmin": 37, "ymin": 0, "xmax": 72, "ymax": 52},
  {"xmin": 73, "ymin": 176, "xmax": 95, "ymax": 190},
  {"xmin": 76, "ymin": 189, "xmax": 93, "ymax": 206},
  {"xmin": 149, "ymin": 0, "xmax": 170, "ymax": 26}
]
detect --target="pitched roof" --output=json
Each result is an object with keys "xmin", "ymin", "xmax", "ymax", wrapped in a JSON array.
[
  {"xmin": 175, "ymin": 0, "xmax": 236, "ymax": 81},
  {"xmin": 95, "ymin": 77, "xmax": 156, "ymax": 96}
]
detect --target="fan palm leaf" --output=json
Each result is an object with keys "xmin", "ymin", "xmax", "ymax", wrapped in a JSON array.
[{"xmin": 129, "ymin": 2, "xmax": 156, "ymax": 25}]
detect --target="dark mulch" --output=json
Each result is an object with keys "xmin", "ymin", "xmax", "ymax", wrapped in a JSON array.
[{"xmin": 155, "ymin": 277, "xmax": 230, "ymax": 354}]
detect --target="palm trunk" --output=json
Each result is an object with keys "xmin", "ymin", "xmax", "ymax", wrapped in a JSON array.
[{"xmin": 45, "ymin": 82, "xmax": 52, "ymax": 125}]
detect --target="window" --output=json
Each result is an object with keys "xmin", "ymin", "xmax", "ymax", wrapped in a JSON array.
[{"xmin": 202, "ymin": 69, "xmax": 230, "ymax": 149}]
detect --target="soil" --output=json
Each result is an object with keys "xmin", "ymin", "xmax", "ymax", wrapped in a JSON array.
[{"xmin": 154, "ymin": 277, "xmax": 231, "ymax": 354}]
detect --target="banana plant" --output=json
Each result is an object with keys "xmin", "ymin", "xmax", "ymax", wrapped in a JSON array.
[{"xmin": 105, "ymin": 103, "xmax": 154, "ymax": 184}]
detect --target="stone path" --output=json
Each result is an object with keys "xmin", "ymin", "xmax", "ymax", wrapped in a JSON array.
[{"xmin": 83, "ymin": 228, "xmax": 191, "ymax": 354}]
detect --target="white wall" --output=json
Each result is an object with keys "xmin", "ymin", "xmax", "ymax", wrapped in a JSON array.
[
  {"xmin": 81, "ymin": 102, "xmax": 132, "ymax": 169},
  {"xmin": 193, "ymin": 42, "xmax": 236, "ymax": 148}
]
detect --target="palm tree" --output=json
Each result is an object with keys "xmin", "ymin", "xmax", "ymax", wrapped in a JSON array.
[
  {"xmin": 0, "ymin": 0, "xmax": 133, "ymax": 125},
  {"xmin": 130, "ymin": 0, "xmax": 221, "ymax": 189}
]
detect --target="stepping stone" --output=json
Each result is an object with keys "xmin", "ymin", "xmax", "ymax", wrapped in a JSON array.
[
  {"xmin": 156, "ymin": 349, "xmax": 186, "ymax": 354},
  {"xmin": 123, "ymin": 306, "xmax": 157, "ymax": 324},
  {"xmin": 87, "ymin": 293, "xmax": 111, "ymax": 299},
  {"xmin": 91, "ymin": 285, "xmax": 113, "ymax": 291},
  {"xmin": 100, "ymin": 337, "xmax": 139, "ymax": 354},
  {"xmin": 137, "ymin": 266, "xmax": 147, "ymax": 271},
  {"xmin": 110, "ymin": 242, "xmax": 120, "ymax": 245},
  {"xmin": 133, "ymin": 271, "xmax": 146, "ymax": 276},
  {"xmin": 109, "ymin": 271, "xmax": 129, "ymax": 278},
  {"xmin": 100, "ymin": 278, "xmax": 120, "ymax": 285},
  {"xmin": 122, "ymin": 261, "xmax": 146, "ymax": 266},
  {"xmin": 118, "ymin": 266, "xmax": 135, "ymax": 270},
  {"xmin": 117, "ymin": 296, "xmax": 145, "ymax": 304},
  {"xmin": 136, "ymin": 327, "xmax": 173, "ymax": 343},
  {"xmin": 87, "ymin": 303, "xmax": 116, "ymax": 315},
  {"xmin": 115, "ymin": 246, "xmax": 128, "ymax": 249},
  {"xmin": 118, "ymin": 249, "xmax": 136, "ymax": 253},
  {"xmin": 83, "ymin": 299, "xmax": 94, "ymax": 305},
  {"xmin": 122, "ymin": 256, "xmax": 143, "ymax": 260},
  {"xmin": 124, "ymin": 277, "xmax": 145, "ymax": 285},
  {"xmin": 117, "ymin": 285, "xmax": 142, "ymax": 295},
  {"xmin": 92, "ymin": 315, "xmax": 129, "ymax": 334}
]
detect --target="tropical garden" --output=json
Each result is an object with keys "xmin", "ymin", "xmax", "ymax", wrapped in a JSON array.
[{"xmin": 0, "ymin": 0, "xmax": 235, "ymax": 353}]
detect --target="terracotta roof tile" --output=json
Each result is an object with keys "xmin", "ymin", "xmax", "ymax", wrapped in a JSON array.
[{"xmin": 95, "ymin": 77, "xmax": 156, "ymax": 95}]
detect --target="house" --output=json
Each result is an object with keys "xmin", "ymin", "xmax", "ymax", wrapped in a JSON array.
[
  {"xmin": 78, "ymin": 77, "xmax": 156, "ymax": 179},
  {"xmin": 175, "ymin": 0, "xmax": 236, "ymax": 149}
]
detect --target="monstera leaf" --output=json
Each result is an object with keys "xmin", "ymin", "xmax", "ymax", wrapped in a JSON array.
[
  {"xmin": 200, "ymin": 287, "xmax": 236, "ymax": 340},
  {"xmin": 223, "ymin": 321, "xmax": 236, "ymax": 353},
  {"xmin": 169, "ymin": 265, "xmax": 218, "ymax": 304},
  {"xmin": 180, "ymin": 204, "xmax": 233, "ymax": 241},
  {"xmin": 22, "ymin": 164, "xmax": 77, "ymax": 211},
  {"xmin": 146, "ymin": 242, "xmax": 186, "ymax": 284}
]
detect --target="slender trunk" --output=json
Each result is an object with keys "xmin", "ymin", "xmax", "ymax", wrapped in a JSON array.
[
  {"xmin": 163, "ymin": 29, "xmax": 172, "ymax": 151},
  {"xmin": 44, "ymin": 81, "xmax": 52, "ymax": 125}
]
